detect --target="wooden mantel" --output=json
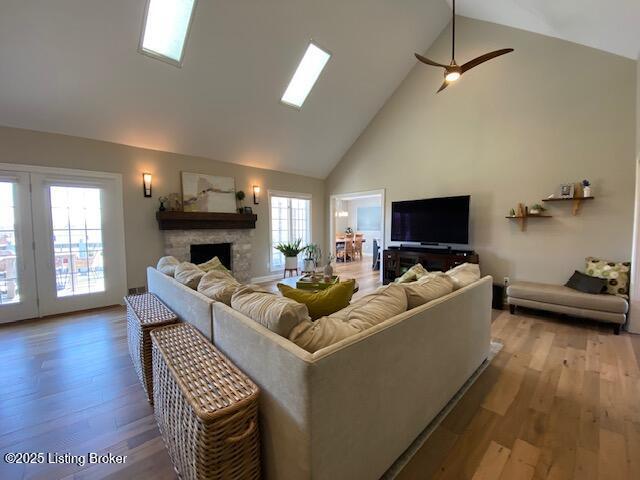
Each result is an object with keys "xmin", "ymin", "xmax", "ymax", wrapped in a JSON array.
[{"xmin": 156, "ymin": 211, "xmax": 257, "ymax": 230}]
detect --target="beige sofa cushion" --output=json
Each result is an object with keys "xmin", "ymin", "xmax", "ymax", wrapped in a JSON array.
[
  {"xmin": 197, "ymin": 270, "xmax": 240, "ymax": 306},
  {"xmin": 507, "ymin": 281, "xmax": 628, "ymax": 314},
  {"xmin": 394, "ymin": 263, "xmax": 428, "ymax": 283},
  {"xmin": 198, "ymin": 256, "xmax": 231, "ymax": 274},
  {"xmin": 446, "ymin": 263, "xmax": 481, "ymax": 289},
  {"xmin": 290, "ymin": 283, "xmax": 408, "ymax": 353},
  {"xmin": 157, "ymin": 256, "xmax": 180, "ymax": 276},
  {"xmin": 401, "ymin": 272, "xmax": 455, "ymax": 309},
  {"xmin": 231, "ymin": 285, "xmax": 310, "ymax": 337},
  {"xmin": 174, "ymin": 262, "xmax": 205, "ymax": 289}
]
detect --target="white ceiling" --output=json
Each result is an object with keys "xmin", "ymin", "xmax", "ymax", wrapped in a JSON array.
[
  {"xmin": 1, "ymin": 2, "xmax": 638, "ymax": 179},
  {"xmin": 450, "ymin": 0, "xmax": 640, "ymax": 60},
  {"xmin": 0, "ymin": 0, "xmax": 450, "ymax": 178}
]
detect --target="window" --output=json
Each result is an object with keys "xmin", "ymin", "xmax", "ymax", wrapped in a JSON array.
[
  {"xmin": 281, "ymin": 42, "xmax": 331, "ymax": 109},
  {"xmin": 140, "ymin": 0, "xmax": 197, "ymax": 66},
  {"xmin": 0, "ymin": 182, "xmax": 19, "ymax": 305},
  {"xmin": 270, "ymin": 192, "xmax": 311, "ymax": 270},
  {"xmin": 50, "ymin": 186, "xmax": 105, "ymax": 297}
]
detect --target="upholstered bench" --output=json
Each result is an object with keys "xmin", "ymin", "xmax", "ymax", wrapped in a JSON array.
[{"xmin": 507, "ymin": 281, "xmax": 628, "ymax": 334}]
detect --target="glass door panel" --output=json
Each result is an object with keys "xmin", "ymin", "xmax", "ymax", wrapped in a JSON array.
[
  {"xmin": 0, "ymin": 172, "xmax": 38, "ymax": 323},
  {"xmin": 31, "ymin": 173, "xmax": 126, "ymax": 317}
]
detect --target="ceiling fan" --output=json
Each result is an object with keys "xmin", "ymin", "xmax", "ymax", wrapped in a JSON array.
[{"xmin": 415, "ymin": 0, "xmax": 513, "ymax": 93}]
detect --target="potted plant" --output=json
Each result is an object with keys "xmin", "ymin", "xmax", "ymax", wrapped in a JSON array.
[
  {"xmin": 529, "ymin": 203, "xmax": 546, "ymax": 215},
  {"xmin": 275, "ymin": 238, "xmax": 306, "ymax": 270},
  {"xmin": 236, "ymin": 190, "xmax": 246, "ymax": 213},
  {"xmin": 582, "ymin": 179, "xmax": 591, "ymax": 197},
  {"xmin": 303, "ymin": 244, "xmax": 321, "ymax": 273}
]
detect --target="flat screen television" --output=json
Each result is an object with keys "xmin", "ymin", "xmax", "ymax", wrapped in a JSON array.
[{"xmin": 391, "ymin": 195, "xmax": 470, "ymax": 244}]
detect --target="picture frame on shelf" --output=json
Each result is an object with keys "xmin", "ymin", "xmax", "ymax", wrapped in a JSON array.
[{"xmin": 557, "ymin": 183, "xmax": 575, "ymax": 199}]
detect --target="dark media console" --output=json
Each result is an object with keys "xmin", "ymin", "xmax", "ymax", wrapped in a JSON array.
[{"xmin": 382, "ymin": 246, "xmax": 479, "ymax": 284}]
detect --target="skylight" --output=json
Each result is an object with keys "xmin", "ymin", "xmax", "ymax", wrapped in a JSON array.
[
  {"xmin": 140, "ymin": 0, "xmax": 197, "ymax": 66},
  {"xmin": 281, "ymin": 42, "xmax": 331, "ymax": 109}
]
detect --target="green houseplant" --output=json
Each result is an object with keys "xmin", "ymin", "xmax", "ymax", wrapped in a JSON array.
[
  {"xmin": 303, "ymin": 244, "xmax": 322, "ymax": 272},
  {"xmin": 529, "ymin": 203, "xmax": 546, "ymax": 215},
  {"xmin": 275, "ymin": 238, "xmax": 307, "ymax": 270}
]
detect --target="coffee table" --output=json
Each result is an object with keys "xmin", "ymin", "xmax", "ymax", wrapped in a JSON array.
[{"xmin": 279, "ymin": 275, "xmax": 359, "ymax": 293}]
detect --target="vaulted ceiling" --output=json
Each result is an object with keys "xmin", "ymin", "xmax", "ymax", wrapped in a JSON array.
[
  {"xmin": 0, "ymin": 1, "xmax": 638, "ymax": 179},
  {"xmin": 450, "ymin": 0, "xmax": 640, "ymax": 60},
  {"xmin": 0, "ymin": 0, "xmax": 450, "ymax": 178}
]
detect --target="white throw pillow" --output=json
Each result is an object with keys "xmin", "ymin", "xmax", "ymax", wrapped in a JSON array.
[
  {"xmin": 197, "ymin": 270, "xmax": 240, "ymax": 305},
  {"xmin": 401, "ymin": 272, "xmax": 455, "ymax": 309},
  {"xmin": 174, "ymin": 262, "xmax": 205, "ymax": 289},
  {"xmin": 330, "ymin": 283, "xmax": 408, "ymax": 330},
  {"xmin": 289, "ymin": 317, "xmax": 360, "ymax": 353},
  {"xmin": 157, "ymin": 256, "xmax": 180, "ymax": 276},
  {"xmin": 289, "ymin": 283, "xmax": 408, "ymax": 353},
  {"xmin": 394, "ymin": 263, "xmax": 428, "ymax": 283},
  {"xmin": 446, "ymin": 263, "xmax": 481, "ymax": 289},
  {"xmin": 231, "ymin": 285, "xmax": 310, "ymax": 337}
]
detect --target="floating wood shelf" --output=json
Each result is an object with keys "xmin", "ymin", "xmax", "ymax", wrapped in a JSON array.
[
  {"xmin": 156, "ymin": 211, "xmax": 257, "ymax": 230},
  {"xmin": 542, "ymin": 196, "xmax": 594, "ymax": 215},
  {"xmin": 506, "ymin": 214, "xmax": 552, "ymax": 232}
]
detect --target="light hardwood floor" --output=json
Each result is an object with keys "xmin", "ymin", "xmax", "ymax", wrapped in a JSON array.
[{"xmin": 0, "ymin": 259, "xmax": 638, "ymax": 479}]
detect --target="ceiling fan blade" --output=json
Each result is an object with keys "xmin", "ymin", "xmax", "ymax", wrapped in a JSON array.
[
  {"xmin": 460, "ymin": 48, "xmax": 514, "ymax": 73},
  {"xmin": 437, "ymin": 80, "xmax": 449, "ymax": 93},
  {"xmin": 415, "ymin": 53, "xmax": 449, "ymax": 69}
]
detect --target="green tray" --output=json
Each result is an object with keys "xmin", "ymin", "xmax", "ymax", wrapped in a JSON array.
[{"xmin": 296, "ymin": 275, "xmax": 339, "ymax": 290}]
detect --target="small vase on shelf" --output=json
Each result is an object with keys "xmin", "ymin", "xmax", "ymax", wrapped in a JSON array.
[{"xmin": 583, "ymin": 186, "xmax": 592, "ymax": 197}]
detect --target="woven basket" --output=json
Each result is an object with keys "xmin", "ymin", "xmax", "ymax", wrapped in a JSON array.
[
  {"xmin": 125, "ymin": 293, "xmax": 179, "ymax": 404},
  {"xmin": 151, "ymin": 323, "xmax": 261, "ymax": 480}
]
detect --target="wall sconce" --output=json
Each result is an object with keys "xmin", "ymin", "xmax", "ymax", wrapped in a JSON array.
[
  {"xmin": 253, "ymin": 185, "xmax": 261, "ymax": 204},
  {"xmin": 142, "ymin": 173, "xmax": 152, "ymax": 197}
]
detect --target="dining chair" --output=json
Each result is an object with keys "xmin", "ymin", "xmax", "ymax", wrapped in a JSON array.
[
  {"xmin": 354, "ymin": 234, "xmax": 364, "ymax": 261},
  {"xmin": 344, "ymin": 233, "xmax": 354, "ymax": 262}
]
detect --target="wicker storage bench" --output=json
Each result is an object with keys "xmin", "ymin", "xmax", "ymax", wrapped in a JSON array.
[
  {"xmin": 151, "ymin": 323, "xmax": 261, "ymax": 480},
  {"xmin": 125, "ymin": 292, "xmax": 179, "ymax": 404}
]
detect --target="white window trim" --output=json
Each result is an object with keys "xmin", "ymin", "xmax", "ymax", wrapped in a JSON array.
[
  {"xmin": 137, "ymin": 0, "xmax": 198, "ymax": 68},
  {"xmin": 268, "ymin": 190, "xmax": 312, "ymax": 272}
]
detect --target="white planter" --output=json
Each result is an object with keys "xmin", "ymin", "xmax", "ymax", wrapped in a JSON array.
[
  {"xmin": 583, "ymin": 186, "xmax": 592, "ymax": 197},
  {"xmin": 303, "ymin": 259, "xmax": 315, "ymax": 272},
  {"xmin": 285, "ymin": 256, "xmax": 298, "ymax": 270}
]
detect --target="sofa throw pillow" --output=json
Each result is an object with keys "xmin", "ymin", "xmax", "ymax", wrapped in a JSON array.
[
  {"xmin": 446, "ymin": 263, "xmax": 481, "ymax": 290},
  {"xmin": 197, "ymin": 270, "xmax": 241, "ymax": 305},
  {"xmin": 401, "ymin": 272, "xmax": 455, "ymax": 309},
  {"xmin": 277, "ymin": 280, "xmax": 355, "ymax": 320},
  {"xmin": 231, "ymin": 285, "xmax": 310, "ymax": 337},
  {"xmin": 331, "ymin": 283, "xmax": 408, "ymax": 331},
  {"xmin": 394, "ymin": 263, "xmax": 428, "ymax": 284},
  {"xmin": 157, "ymin": 256, "xmax": 180, "ymax": 277},
  {"xmin": 198, "ymin": 256, "xmax": 230, "ymax": 274},
  {"xmin": 174, "ymin": 262, "xmax": 206, "ymax": 289},
  {"xmin": 289, "ymin": 283, "xmax": 408, "ymax": 353},
  {"xmin": 585, "ymin": 257, "xmax": 631, "ymax": 297},
  {"xmin": 565, "ymin": 270, "xmax": 608, "ymax": 295},
  {"xmin": 289, "ymin": 317, "xmax": 361, "ymax": 353}
]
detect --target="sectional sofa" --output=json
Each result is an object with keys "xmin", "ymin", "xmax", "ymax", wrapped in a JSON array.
[{"xmin": 146, "ymin": 266, "xmax": 492, "ymax": 479}]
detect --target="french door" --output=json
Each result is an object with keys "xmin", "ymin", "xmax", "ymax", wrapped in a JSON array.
[{"xmin": 0, "ymin": 166, "xmax": 127, "ymax": 323}]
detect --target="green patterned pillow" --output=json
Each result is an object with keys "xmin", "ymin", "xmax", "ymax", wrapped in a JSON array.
[{"xmin": 585, "ymin": 257, "xmax": 631, "ymax": 297}]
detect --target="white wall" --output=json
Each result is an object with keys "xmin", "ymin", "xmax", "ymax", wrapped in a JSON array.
[
  {"xmin": 326, "ymin": 18, "xmax": 637, "ymax": 285},
  {"xmin": 347, "ymin": 197, "xmax": 382, "ymax": 255},
  {"xmin": 0, "ymin": 127, "xmax": 326, "ymax": 289}
]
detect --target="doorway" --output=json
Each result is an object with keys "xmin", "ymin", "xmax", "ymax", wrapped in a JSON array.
[
  {"xmin": 0, "ymin": 164, "xmax": 127, "ymax": 323},
  {"xmin": 330, "ymin": 190, "xmax": 385, "ymax": 278}
]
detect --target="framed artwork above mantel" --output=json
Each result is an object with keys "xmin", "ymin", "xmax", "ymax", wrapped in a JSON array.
[{"xmin": 181, "ymin": 172, "xmax": 236, "ymax": 213}]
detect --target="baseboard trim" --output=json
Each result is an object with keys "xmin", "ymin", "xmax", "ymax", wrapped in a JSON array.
[{"xmin": 251, "ymin": 273, "xmax": 283, "ymax": 284}]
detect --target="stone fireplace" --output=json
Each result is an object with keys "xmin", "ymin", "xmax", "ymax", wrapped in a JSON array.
[{"xmin": 162, "ymin": 229, "xmax": 254, "ymax": 282}]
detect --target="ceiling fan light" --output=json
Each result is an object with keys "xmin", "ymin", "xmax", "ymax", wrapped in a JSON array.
[{"xmin": 445, "ymin": 71, "xmax": 461, "ymax": 82}]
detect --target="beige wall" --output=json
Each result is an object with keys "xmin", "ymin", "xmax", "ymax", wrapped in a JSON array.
[
  {"xmin": 326, "ymin": 18, "xmax": 637, "ymax": 284},
  {"xmin": 0, "ymin": 126, "xmax": 325, "ymax": 289}
]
